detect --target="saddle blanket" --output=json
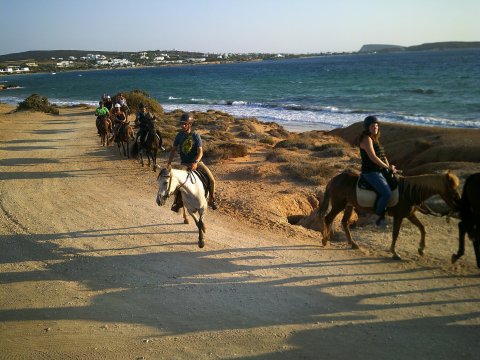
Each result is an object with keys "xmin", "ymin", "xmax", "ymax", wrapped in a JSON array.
[{"xmin": 356, "ymin": 181, "xmax": 399, "ymax": 208}]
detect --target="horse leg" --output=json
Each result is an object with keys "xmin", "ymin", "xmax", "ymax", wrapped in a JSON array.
[
  {"xmin": 390, "ymin": 216, "xmax": 404, "ymax": 260},
  {"xmin": 322, "ymin": 200, "xmax": 347, "ymax": 246},
  {"xmin": 182, "ymin": 207, "xmax": 189, "ymax": 224},
  {"xmin": 189, "ymin": 211, "xmax": 205, "ymax": 248},
  {"xmin": 407, "ymin": 213, "xmax": 426, "ymax": 256},
  {"xmin": 473, "ymin": 235, "xmax": 480, "ymax": 268},
  {"xmin": 452, "ymin": 221, "xmax": 466, "ymax": 264},
  {"xmin": 126, "ymin": 140, "xmax": 130, "ymax": 158},
  {"xmin": 153, "ymin": 150, "xmax": 158, "ymax": 172},
  {"xmin": 342, "ymin": 205, "xmax": 359, "ymax": 249}
]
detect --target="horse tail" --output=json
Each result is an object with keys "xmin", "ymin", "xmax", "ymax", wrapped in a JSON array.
[
  {"xmin": 131, "ymin": 140, "xmax": 139, "ymax": 158},
  {"xmin": 317, "ymin": 178, "xmax": 333, "ymax": 242}
]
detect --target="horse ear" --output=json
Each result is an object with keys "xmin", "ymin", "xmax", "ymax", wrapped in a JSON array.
[{"xmin": 167, "ymin": 164, "xmax": 172, "ymax": 171}]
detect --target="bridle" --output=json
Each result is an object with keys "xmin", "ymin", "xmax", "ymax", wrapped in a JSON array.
[{"xmin": 158, "ymin": 169, "xmax": 194, "ymax": 200}]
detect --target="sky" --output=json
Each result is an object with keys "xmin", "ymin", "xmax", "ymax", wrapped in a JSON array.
[{"xmin": 0, "ymin": 0, "xmax": 479, "ymax": 55}]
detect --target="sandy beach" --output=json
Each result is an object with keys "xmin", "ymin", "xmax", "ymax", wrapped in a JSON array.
[{"xmin": 1, "ymin": 104, "xmax": 479, "ymax": 359}]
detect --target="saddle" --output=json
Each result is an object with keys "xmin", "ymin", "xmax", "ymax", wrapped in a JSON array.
[
  {"xmin": 171, "ymin": 169, "xmax": 211, "ymax": 212},
  {"xmin": 356, "ymin": 174, "xmax": 399, "ymax": 208},
  {"xmin": 193, "ymin": 169, "xmax": 210, "ymax": 199}
]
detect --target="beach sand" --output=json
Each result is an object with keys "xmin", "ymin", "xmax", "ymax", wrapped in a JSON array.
[{"xmin": 1, "ymin": 104, "xmax": 479, "ymax": 359}]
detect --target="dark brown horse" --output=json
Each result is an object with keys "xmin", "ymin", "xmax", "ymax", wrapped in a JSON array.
[
  {"xmin": 452, "ymin": 173, "xmax": 480, "ymax": 268},
  {"xmin": 318, "ymin": 171, "xmax": 461, "ymax": 260},
  {"xmin": 131, "ymin": 121, "xmax": 163, "ymax": 171},
  {"xmin": 97, "ymin": 116, "xmax": 111, "ymax": 147},
  {"xmin": 113, "ymin": 122, "xmax": 135, "ymax": 158}
]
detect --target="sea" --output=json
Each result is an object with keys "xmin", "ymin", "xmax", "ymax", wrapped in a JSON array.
[{"xmin": 1, "ymin": 48, "xmax": 479, "ymax": 131}]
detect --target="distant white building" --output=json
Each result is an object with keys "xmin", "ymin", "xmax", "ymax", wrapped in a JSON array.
[
  {"xmin": 56, "ymin": 61, "xmax": 74, "ymax": 67},
  {"xmin": 0, "ymin": 66, "xmax": 30, "ymax": 73}
]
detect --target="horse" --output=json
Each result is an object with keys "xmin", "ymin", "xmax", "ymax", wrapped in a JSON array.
[
  {"xmin": 451, "ymin": 173, "xmax": 480, "ymax": 268},
  {"xmin": 318, "ymin": 171, "xmax": 461, "ymax": 260},
  {"xmin": 131, "ymin": 122, "xmax": 163, "ymax": 171},
  {"xmin": 156, "ymin": 166, "xmax": 208, "ymax": 248},
  {"xmin": 96, "ymin": 116, "xmax": 111, "ymax": 147},
  {"xmin": 113, "ymin": 122, "xmax": 134, "ymax": 158}
]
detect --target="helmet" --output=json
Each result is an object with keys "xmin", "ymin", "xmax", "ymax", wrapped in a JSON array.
[
  {"xmin": 114, "ymin": 103, "xmax": 121, "ymax": 108},
  {"xmin": 363, "ymin": 115, "xmax": 379, "ymax": 130},
  {"xmin": 180, "ymin": 112, "xmax": 193, "ymax": 123}
]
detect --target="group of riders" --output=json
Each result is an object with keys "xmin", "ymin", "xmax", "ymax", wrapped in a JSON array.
[
  {"xmin": 95, "ymin": 94, "xmax": 396, "ymax": 224},
  {"xmin": 94, "ymin": 94, "xmax": 218, "ymax": 211}
]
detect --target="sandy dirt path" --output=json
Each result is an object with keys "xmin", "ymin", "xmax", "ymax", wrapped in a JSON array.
[{"xmin": 0, "ymin": 108, "xmax": 479, "ymax": 359}]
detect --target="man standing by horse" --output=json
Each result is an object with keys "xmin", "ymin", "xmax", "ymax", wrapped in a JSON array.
[{"xmin": 167, "ymin": 112, "xmax": 218, "ymax": 211}]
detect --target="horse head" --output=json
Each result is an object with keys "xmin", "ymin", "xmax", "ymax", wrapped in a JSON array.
[
  {"xmin": 441, "ymin": 171, "xmax": 462, "ymax": 211},
  {"xmin": 156, "ymin": 167, "xmax": 173, "ymax": 206}
]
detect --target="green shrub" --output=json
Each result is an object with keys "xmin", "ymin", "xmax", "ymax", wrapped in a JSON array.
[
  {"xmin": 312, "ymin": 143, "xmax": 347, "ymax": 157},
  {"xmin": 16, "ymin": 94, "xmax": 59, "ymax": 115},
  {"xmin": 125, "ymin": 90, "xmax": 164, "ymax": 115},
  {"xmin": 205, "ymin": 142, "xmax": 249, "ymax": 162}
]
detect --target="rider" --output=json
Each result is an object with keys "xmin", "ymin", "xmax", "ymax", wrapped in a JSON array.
[
  {"xmin": 95, "ymin": 100, "xmax": 111, "ymax": 135},
  {"xmin": 359, "ymin": 115, "xmax": 397, "ymax": 227},
  {"xmin": 134, "ymin": 103, "xmax": 162, "ymax": 148},
  {"xmin": 167, "ymin": 112, "xmax": 218, "ymax": 211},
  {"xmin": 112, "ymin": 103, "xmax": 128, "ymax": 141}
]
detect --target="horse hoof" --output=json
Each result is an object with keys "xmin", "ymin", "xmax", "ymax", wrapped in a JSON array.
[
  {"xmin": 198, "ymin": 239, "xmax": 205, "ymax": 248},
  {"xmin": 418, "ymin": 248, "xmax": 425, "ymax": 256},
  {"xmin": 451, "ymin": 254, "xmax": 459, "ymax": 264},
  {"xmin": 392, "ymin": 254, "xmax": 402, "ymax": 261},
  {"xmin": 351, "ymin": 243, "xmax": 360, "ymax": 250},
  {"xmin": 184, "ymin": 219, "xmax": 189, "ymax": 224}
]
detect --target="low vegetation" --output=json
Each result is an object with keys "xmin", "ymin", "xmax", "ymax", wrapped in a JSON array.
[
  {"xmin": 16, "ymin": 94, "xmax": 59, "ymax": 115},
  {"xmin": 125, "ymin": 89, "xmax": 164, "ymax": 115}
]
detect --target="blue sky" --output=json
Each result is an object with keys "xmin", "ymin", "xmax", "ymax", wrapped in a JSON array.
[{"xmin": 0, "ymin": 0, "xmax": 478, "ymax": 55}]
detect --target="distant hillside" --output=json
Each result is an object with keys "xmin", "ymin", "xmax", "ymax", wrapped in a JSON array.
[
  {"xmin": 359, "ymin": 44, "xmax": 405, "ymax": 53},
  {"xmin": 406, "ymin": 41, "xmax": 480, "ymax": 51},
  {"xmin": 0, "ymin": 50, "xmax": 130, "ymax": 62},
  {"xmin": 359, "ymin": 41, "xmax": 480, "ymax": 53}
]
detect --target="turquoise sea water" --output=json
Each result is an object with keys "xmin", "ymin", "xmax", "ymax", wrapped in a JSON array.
[{"xmin": 1, "ymin": 48, "xmax": 479, "ymax": 131}]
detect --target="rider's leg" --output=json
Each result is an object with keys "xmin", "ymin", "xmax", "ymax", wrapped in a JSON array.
[
  {"xmin": 197, "ymin": 162, "xmax": 217, "ymax": 209},
  {"xmin": 361, "ymin": 171, "xmax": 391, "ymax": 226}
]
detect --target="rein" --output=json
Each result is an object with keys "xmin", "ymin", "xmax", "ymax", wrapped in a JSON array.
[{"xmin": 159, "ymin": 169, "xmax": 195, "ymax": 199}]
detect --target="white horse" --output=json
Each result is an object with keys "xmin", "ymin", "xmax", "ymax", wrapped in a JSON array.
[{"xmin": 156, "ymin": 166, "xmax": 207, "ymax": 248}]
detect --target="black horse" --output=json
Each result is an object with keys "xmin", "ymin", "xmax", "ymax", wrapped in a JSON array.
[
  {"xmin": 452, "ymin": 173, "xmax": 480, "ymax": 268},
  {"xmin": 131, "ymin": 121, "xmax": 163, "ymax": 171}
]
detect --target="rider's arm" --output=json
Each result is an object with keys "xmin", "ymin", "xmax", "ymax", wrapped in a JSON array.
[{"xmin": 191, "ymin": 147, "xmax": 203, "ymax": 171}]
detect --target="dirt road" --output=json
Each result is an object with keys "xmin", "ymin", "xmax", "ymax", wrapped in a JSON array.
[{"xmin": 1, "ymin": 107, "xmax": 479, "ymax": 359}]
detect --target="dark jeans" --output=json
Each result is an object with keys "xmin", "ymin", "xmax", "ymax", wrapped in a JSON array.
[{"xmin": 362, "ymin": 171, "xmax": 392, "ymax": 216}]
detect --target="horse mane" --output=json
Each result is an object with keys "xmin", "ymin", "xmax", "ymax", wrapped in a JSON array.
[{"xmin": 399, "ymin": 172, "xmax": 459, "ymax": 204}]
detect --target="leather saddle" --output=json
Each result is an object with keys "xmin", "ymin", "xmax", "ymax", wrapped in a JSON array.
[{"xmin": 356, "ymin": 175, "xmax": 399, "ymax": 208}]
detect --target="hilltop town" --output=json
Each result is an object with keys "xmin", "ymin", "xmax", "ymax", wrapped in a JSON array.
[{"xmin": 0, "ymin": 49, "xmax": 342, "ymax": 74}]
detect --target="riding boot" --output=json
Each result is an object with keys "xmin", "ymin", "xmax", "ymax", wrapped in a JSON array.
[
  {"xmin": 375, "ymin": 211, "xmax": 387, "ymax": 228},
  {"xmin": 171, "ymin": 190, "xmax": 183, "ymax": 213}
]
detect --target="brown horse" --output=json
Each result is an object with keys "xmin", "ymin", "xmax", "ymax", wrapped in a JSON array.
[
  {"xmin": 97, "ymin": 116, "xmax": 112, "ymax": 147},
  {"xmin": 113, "ymin": 122, "xmax": 135, "ymax": 158},
  {"xmin": 318, "ymin": 171, "xmax": 461, "ymax": 260},
  {"xmin": 452, "ymin": 173, "xmax": 480, "ymax": 268}
]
